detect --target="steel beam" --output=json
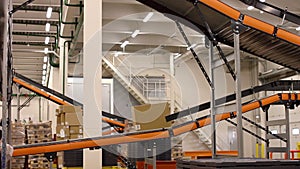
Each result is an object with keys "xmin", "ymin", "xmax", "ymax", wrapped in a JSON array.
[
  {"xmin": 166, "ymin": 80, "xmax": 300, "ymax": 122},
  {"xmin": 234, "ymin": 24, "xmax": 243, "ymax": 158},
  {"xmin": 285, "ymin": 107, "xmax": 290, "ymax": 159},
  {"xmin": 240, "ymin": 0, "xmax": 300, "ymax": 25},
  {"xmin": 1, "ymin": 0, "xmax": 9, "ymax": 167},
  {"xmin": 209, "ymin": 40, "xmax": 216, "ymax": 158}
]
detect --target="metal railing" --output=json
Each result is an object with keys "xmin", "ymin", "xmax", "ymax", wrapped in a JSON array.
[{"xmin": 104, "ymin": 54, "xmax": 182, "ymax": 105}]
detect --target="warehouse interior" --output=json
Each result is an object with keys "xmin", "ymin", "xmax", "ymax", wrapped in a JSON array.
[{"xmin": 0, "ymin": 0, "xmax": 300, "ymax": 168}]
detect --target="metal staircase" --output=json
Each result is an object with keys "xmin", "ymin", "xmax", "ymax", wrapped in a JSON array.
[
  {"xmin": 103, "ymin": 55, "xmax": 215, "ymax": 149},
  {"xmin": 102, "ymin": 56, "xmax": 148, "ymax": 104},
  {"xmin": 176, "ymin": 116, "xmax": 218, "ymax": 150},
  {"xmin": 102, "ymin": 55, "xmax": 181, "ymax": 106}
]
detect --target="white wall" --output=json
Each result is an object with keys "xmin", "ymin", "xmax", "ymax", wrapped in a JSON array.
[
  {"xmin": 176, "ymin": 53, "xmax": 259, "ymax": 157},
  {"xmin": 0, "ymin": 96, "xmax": 48, "ymax": 123}
]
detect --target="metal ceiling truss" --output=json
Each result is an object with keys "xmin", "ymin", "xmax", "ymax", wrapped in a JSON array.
[{"xmin": 175, "ymin": 21, "xmax": 212, "ymax": 87}]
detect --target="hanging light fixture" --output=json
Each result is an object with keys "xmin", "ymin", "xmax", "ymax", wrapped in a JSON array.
[
  {"xmin": 143, "ymin": 12, "xmax": 154, "ymax": 22},
  {"xmin": 44, "ymin": 48, "xmax": 49, "ymax": 54},
  {"xmin": 46, "ymin": 7, "xmax": 53, "ymax": 18},
  {"xmin": 45, "ymin": 23, "xmax": 51, "ymax": 32},
  {"xmin": 131, "ymin": 30, "xmax": 140, "ymax": 38},
  {"xmin": 45, "ymin": 37, "xmax": 50, "ymax": 44},
  {"xmin": 44, "ymin": 56, "xmax": 48, "ymax": 63}
]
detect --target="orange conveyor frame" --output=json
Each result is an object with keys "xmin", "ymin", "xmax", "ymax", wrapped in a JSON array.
[
  {"xmin": 10, "ymin": 0, "xmax": 300, "ymax": 159},
  {"xmin": 13, "ymin": 77, "xmax": 125, "ymax": 129},
  {"xmin": 198, "ymin": 0, "xmax": 300, "ymax": 46},
  {"xmin": 12, "ymin": 93, "xmax": 299, "ymax": 157}
]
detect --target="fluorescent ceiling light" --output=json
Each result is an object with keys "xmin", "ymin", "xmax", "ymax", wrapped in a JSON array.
[
  {"xmin": 260, "ymin": 10, "xmax": 264, "ymax": 14},
  {"xmin": 255, "ymin": 115, "xmax": 260, "ymax": 119},
  {"xmin": 120, "ymin": 40, "xmax": 129, "ymax": 48},
  {"xmin": 43, "ymin": 63, "xmax": 47, "ymax": 70},
  {"xmin": 143, "ymin": 12, "xmax": 154, "ymax": 22},
  {"xmin": 45, "ymin": 37, "xmax": 50, "ymax": 44},
  {"xmin": 43, "ymin": 70, "xmax": 47, "ymax": 75},
  {"xmin": 46, "ymin": 7, "xmax": 53, "ymax": 18},
  {"xmin": 45, "ymin": 23, "xmax": 50, "ymax": 32},
  {"xmin": 44, "ymin": 48, "xmax": 48, "ymax": 54},
  {"xmin": 44, "ymin": 56, "xmax": 48, "ymax": 63},
  {"xmin": 173, "ymin": 53, "xmax": 182, "ymax": 60},
  {"xmin": 292, "ymin": 128, "xmax": 300, "ymax": 135},
  {"xmin": 271, "ymin": 129, "xmax": 278, "ymax": 134},
  {"xmin": 42, "ymin": 75, "xmax": 46, "ymax": 81},
  {"xmin": 247, "ymin": 6, "xmax": 254, "ymax": 10},
  {"xmin": 131, "ymin": 30, "xmax": 140, "ymax": 38},
  {"xmin": 296, "ymin": 26, "xmax": 300, "ymax": 31},
  {"xmin": 259, "ymin": 0, "xmax": 266, "ymax": 2},
  {"xmin": 187, "ymin": 44, "xmax": 196, "ymax": 50}
]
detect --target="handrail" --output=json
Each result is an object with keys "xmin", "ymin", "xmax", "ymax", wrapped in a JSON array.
[{"xmin": 105, "ymin": 54, "xmax": 182, "ymax": 103}]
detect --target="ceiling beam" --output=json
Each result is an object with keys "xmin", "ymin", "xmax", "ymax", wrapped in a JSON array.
[
  {"xmin": 13, "ymin": 19, "xmax": 59, "ymax": 25},
  {"xmin": 12, "ymin": 5, "xmax": 60, "ymax": 13}
]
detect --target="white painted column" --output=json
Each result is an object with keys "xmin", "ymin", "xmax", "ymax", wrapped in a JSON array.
[
  {"xmin": 83, "ymin": 0, "xmax": 102, "ymax": 168},
  {"xmin": 169, "ymin": 54, "xmax": 175, "ymax": 114},
  {"xmin": 59, "ymin": 38, "xmax": 65, "ymax": 94}
]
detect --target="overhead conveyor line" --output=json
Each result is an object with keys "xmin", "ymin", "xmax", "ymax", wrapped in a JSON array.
[
  {"xmin": 13, "ymin": 77, "xmax": 69, "ymax": 106},
  {"xmin": 13, "ymin": 73, "xmax": 127, "ymax": 129},
  {"xmin": 239, "ymin": 0, "xmax": 300, "ymax": 26},
  {"xmin": 137, "ymin": 0, "xmax": 300, "ymax": 71},
  {"xmin": 12, "ymin": 93, "xmax": 298, "ymax": 157},
  {"xmin": 166, "ymin": 80, "xmax": 300, "ymax": 122},
  {"xmin": 197, "ymin": 0, "xmax": 300, "ymax": 46},
  {"xmin": 14, "ymin": 72, "xmax": 83, "ymax": 107}
]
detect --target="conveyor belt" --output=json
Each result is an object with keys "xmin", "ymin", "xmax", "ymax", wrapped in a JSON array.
[
  {"xmin": 12, "ymin": 93, "xmax": 299, "ymax": 157},
  {"xmin": 137, "ymin": 0, "xmax": 300, "ymax": 71},
  {"xmin": 13, "ymin": 73, "xmax": 126, "ymax": 129},
  {"xmin": 166, "ymin": 80, "xmax": 300, "ymax": 122}
]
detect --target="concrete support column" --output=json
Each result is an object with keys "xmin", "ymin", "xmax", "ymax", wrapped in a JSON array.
[{"xmin": 83, "ymin": 0, "xmax": 102, "ymax": 168}]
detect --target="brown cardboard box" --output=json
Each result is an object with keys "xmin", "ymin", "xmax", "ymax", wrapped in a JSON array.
[
  {"xmin": 58, "ymin": 105, "xmax": 82, "ymax": 114},
  {"xmin": 64, "ymin": 112, "xmax": 83, "ymax": 125},
  {"xmin": 69, "ymin": 125, "xmax": 83, "ymax": 134},
  {"xmin": 132, "ymin": 102, "xmax": 172, "ymax": 131},
  {"xmin": 56, "ymin": 112, "xmax": 65, "ymax": 125},
  {"xmin": 56, "ymin": 125, "xmax": 69, "ymax": 138},
  {"xmin": 70, "ymin": 133, "xmax": 83, "ymax": 139}
]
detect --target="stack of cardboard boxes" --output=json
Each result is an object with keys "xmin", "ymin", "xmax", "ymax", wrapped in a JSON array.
[
  {"xmin": 26, "ymin": 121, "xmax": 52, "ymax": 169},
  {"xmin": 56, "ymin": 105, "xmax": 83, "ymax": 140},
  {"xmin": 171, "ymin": 144, "xmax": 183, "ymax": 160},
  {"xmin": 56, "ymin": 105, "xmax": 83, "ymax": 168},
  {"xmin": 11, "ymin": 122, "xmax": 26, "ymax": 169}
]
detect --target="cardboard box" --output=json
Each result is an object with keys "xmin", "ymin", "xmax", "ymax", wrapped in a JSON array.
[
  {"xmin": 70, "ymin": 133, "xmax": 83, "ymax": 139},
  {"xmin": 56, "ymin": 125, "xmax": 69, "ymax": 138},
  {"xmin": 58, "ymin": 105, "xmax": 82, "ymax": 114},
  {"xmin": 56, "ymin": 112, "xmax": 65, "ymax": 125},
  {"xmin": 69, "ymin": 125, "xmax": 83, "ymax": 134},
  {"xmin": 64, "ymin": 112, "xmax": 83, "ymax": 125},
  {"xmin": 132, "ymin": 102, "xmax": 172, "ymax": 131}
]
